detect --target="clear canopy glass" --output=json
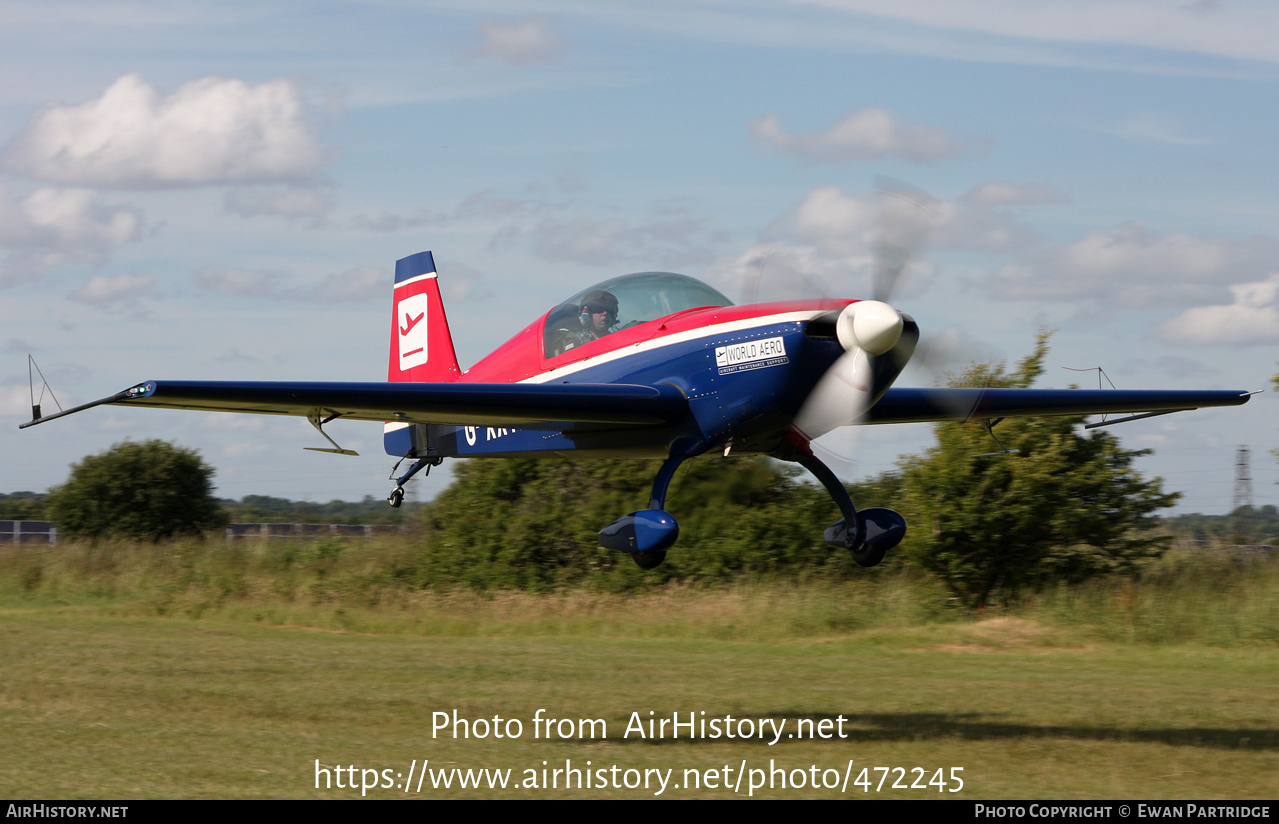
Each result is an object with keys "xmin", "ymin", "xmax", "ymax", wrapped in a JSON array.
[{"xmin": 544, "ymin": 272, "xmax": 733, "ymax": 358}]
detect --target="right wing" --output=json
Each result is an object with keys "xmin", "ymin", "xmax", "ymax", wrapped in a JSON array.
[{"xmin": 864, "ymin": 387, "xmax": 1253, "ymax": 425}]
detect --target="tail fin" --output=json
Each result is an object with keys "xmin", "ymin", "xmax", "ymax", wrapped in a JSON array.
[
  {"xmin": 387, "ymin": 250, "xmax": 461, "ymax": 383},
  {"xmin": 385, "ymin": 250, "xmax": 460, "ymax": 458}
]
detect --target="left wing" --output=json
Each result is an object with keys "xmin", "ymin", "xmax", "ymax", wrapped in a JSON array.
[
  {"xmin": 20, "ymin": 380, "xmax": 1253, "ymax": 433},
  {"xmin": 864, "ymin": 387, "xmax": 1252, "ymax": 425},
  {"xmin": 20, "ymin": 379, "xmax": 690, "ymax": 430}
]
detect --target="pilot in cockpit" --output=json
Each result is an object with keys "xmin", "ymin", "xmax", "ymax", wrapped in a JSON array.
[{"xmin": 549, "ymin": 290, "xmax": 619, "ymax": 356}]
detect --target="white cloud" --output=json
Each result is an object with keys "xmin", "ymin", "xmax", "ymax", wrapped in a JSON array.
[
  {"xmin": 799, "ymin": 0, "xmax": 1279, "ymax": 65},
  {"xmin": 0, "ymin": 185, "xmax": 142, "ymax": 286},
  {"xmin": 707, "ymin": 188, "xmax": 924, "ymax": 300},
  {"xmin": 349, "ymin": 210, "xmax": 447, "ymax": 233},
  {"xmin": 303, "ymin": 266, "xmax": 383, "ymax": 304},
  {"xmin": 1157, "ymin": 274, "xmax": 1279, "ymax": 344},
  {"xmin": 761, "ymin": 185, "xmax": 1276, "ymax": 327},
  {"xmin": 750, "ymin": 108, "xmax": 971, "ymax": 164},
  {"xmin": 69, "ymin": 272, "xmax": 155, "ymax": 304},
  {"xmin": 988, "ymin": 223, "xmax": 1279, "ymax": 308},
  {"xmin": 529, "ymin": 216, "xmax": 714, "ymax": 268},
  {"xmin": 704, "ymin": 242, "xmax": 876, "ymax": 302},
  {"xmin": 348, "ymin": 190, "xmax": 544, "ymax": 235},
  {"xmin": 191, "ymin": 264, "xmax": 385, "ymax": 303},
  {"xmin": 224, "ymin": 186, "xmax": 334, "ymax": 219},
  {"xmin": 1097, "ymin": 112, "xmax": 1215, "ymax": 146},
  {"xmin": 456, "ymin": 190, "xmax": 539, "ymax": 219},
  {"xmin": 214, "ymin": 348, "xmax": 262, "ymax": 365},
  {"xmin": 470, "ymin": 17, "xmax": 565, "ymax": 65},
  {"xmin": 710, "ymin": 182, "xmax": 1058, "ymax": 301},
  {"xmin": 192, "ymin": 266, "xmax": 285, "ymax": 298},
  {"xmin": 1117, "ymin": 354, "xmax": 1219, "ymax": 381},
  {"xmin": 347, "ymin": 190, "xmax": 534, "ymax": 233},
  {"xmin": 532, "ymin": 217, "xmax": 628, "ymax": 265},
  {"xmin": 2, "ymin": 74, "xmax": 329, "ymax": 188},
  {"xmin": 223, "ymin": 442, "xmax": 263, "ymax": 459},
  {"xmin": 1, "ymin": 385, "xmax": 33, "ymax": 418},
  {"xmin": 439, "ymin": 261, "xmax": 492, "ymax": 303},
  {"xmin": 964, "ymin": 181, "xmax": 1065, "ymax": 207},
  {"xmin": 0, "ymin": 187, "xmax": 142, "ymax": 250},
  {"xmin": 785, "ymin": 186, "xmax": 880, "ymax": 254},
  {"xmin": 929, "ymin": 183, "xmax": 1063, "ymax": 253},
  {"xmin": 198, "ymin": 413, "xmax": 266, "ymax": 433},
  {"xmin": 771, "ymin": 183, "xmax": 1023, "ymax": 261}
]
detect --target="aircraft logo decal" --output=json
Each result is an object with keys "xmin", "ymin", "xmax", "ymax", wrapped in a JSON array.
[
  {"xmin": 715, "ymin": 336, "xmax": 788, "ymax": 375},
  {"xmin": 400, "ymin": 310, "xmax": 424, "ymax": 336},
  {"xmin": 397, "ymin": 293, "xmax": 429, "ymax": 371}
]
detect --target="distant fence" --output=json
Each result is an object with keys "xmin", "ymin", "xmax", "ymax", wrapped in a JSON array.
[
  {"xmin": 0, "ymin": 520, "xmax": 407, "ymax": 546},
  {"xmin": 223, "ymin": 523, "xmax": 408, "ymax": 542},
  {"xmin": 0, "ymin": 521, "xmax": 56, "ymax": 544}
]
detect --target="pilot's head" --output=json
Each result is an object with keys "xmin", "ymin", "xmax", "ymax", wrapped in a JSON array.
[{"xmin": 580, "ymin": 290, "xmax": 619, "ymax": 335}]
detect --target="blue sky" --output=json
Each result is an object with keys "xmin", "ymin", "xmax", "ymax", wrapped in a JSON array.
[{"xmin": 2, "ymin": 0, "xmax": 1276, "ymax": 513}]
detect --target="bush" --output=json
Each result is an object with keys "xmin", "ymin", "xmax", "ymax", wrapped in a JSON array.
[{"xmin": 46, "ymin": 440, "xmax": 227, "ymax": 541}]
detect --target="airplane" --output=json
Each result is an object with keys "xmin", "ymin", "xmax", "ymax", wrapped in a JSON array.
[{"xmin": 21, "ymin": 249, "xmax": 1253, "ymax": 570}]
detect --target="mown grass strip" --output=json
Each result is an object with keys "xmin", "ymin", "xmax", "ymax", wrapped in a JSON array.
[{"xmin": 2, "ymin": 610, "xmax": 1275, "ymax": 799}]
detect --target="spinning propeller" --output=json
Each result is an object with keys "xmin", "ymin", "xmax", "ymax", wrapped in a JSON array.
[
  {"xmin": 793, "ymin": 179, "xmax": 936, "ymax": 444},
  {"xmin": 779, "ymin": 181, "xmax": 943, "ymax": 565}
]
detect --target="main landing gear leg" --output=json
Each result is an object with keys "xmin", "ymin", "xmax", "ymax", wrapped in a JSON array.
[
  {"xmin": 783, "ymin": 438, "xmax": 906, "ymax": 568},
  {"xmin": 597, "ymin": 453, "xmax": 687, "ymax": 569},
  {"xmin": 647, "ymin": 452, "xmax": 685, "ymax": 512},
  {"xmin": 386, "ymin": 456, "xmax": 441, "ymax": 508}
]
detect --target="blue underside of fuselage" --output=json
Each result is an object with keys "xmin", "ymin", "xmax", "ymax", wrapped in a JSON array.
[{"xmin": 383, "ymin": 320, "xmax": 841, "ymax": 461}]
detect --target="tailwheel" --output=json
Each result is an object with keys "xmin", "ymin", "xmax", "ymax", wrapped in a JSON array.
[
  {"xmin": 631, "ymin": 550, "xmax": 667, "ymax": 570},
  {"xmin": 385, "ymin": 455, "xmax": 441, "ymax": 509}
]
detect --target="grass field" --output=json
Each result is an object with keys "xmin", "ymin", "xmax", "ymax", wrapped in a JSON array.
[{"xmin": 2, "ymin": 541, "xmax": 1277, "ymax": 799}]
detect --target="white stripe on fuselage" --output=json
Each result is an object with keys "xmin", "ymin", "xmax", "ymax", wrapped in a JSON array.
[{"xmin": 521, "ymin": 309, "xmax": 828, "ymax": 384}]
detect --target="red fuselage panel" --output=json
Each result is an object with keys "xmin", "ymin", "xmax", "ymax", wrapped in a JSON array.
[{"xmin": 463, "ymin": 299, "xmax": 852, "ymax": 384}]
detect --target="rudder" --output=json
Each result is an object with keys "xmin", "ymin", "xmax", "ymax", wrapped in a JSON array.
[{"xmin": 385, "ymin": 250, "xmax": 461, "ymax": 457}]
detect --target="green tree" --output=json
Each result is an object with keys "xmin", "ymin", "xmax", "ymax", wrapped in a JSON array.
[
  {"xmin": 219, "ymin": 494, "xmax": 419, "ymax": 525},
  {"xmin": 897, "ymin": 333, "xmax": 1178, "ymax": 608},
  {"xmin": 46, "ymin": 440, "xmax": 227, "ymax": 541},
  {"xmin": 0, "ymin": 491, "xmax": 46, "ymax": 520}
]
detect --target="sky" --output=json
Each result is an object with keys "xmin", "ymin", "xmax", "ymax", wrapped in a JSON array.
[{"xmin": 2, "ymin": 0, "xmax": 1276, "ymax": 515}]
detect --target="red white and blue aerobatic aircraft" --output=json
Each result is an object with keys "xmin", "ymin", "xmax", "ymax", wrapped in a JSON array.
[{"xmin": 22, "ymin": 249, "xmax": 1252, "ymax": 569}]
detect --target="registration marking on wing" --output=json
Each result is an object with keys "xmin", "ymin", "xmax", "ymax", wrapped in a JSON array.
[{"xmin": 715, "ymin": 336, "xmax": 789, "ymax": 375}]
